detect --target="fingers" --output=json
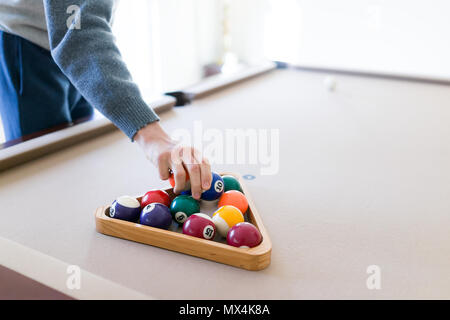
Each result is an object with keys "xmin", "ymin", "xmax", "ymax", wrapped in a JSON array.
[
  {"xmin": 158, "ymin": 153, "xmax": 171, "ymax": 180},
  {"xmin": 182, "ymin": 149, "xmax": 202, "ymax": 200},
  {"xmin": 167, "ymin": 145, "xmax": 212, "ymax": 199},
  {"xmin": 198, "ymin": 154, "xmax": 212, "ymax": 191},
  {"xmin": 172, "ymin": 162, "xmax": 187, "ymax": 194}
]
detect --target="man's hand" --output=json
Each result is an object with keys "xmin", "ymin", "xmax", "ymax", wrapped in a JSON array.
[{"xmin": 134, "ymin": 122, "xmax": 212, "ymax": 200}]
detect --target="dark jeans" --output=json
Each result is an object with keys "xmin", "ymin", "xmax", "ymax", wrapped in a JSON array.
[{"xmin": 0, "ymin": 30, "xmax": 93, "ymax": 141}]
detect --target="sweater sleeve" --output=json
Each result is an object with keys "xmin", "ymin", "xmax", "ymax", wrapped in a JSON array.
[{"xmin": 42, "ymin": 0, "xmax": 159, "ymax": 140}]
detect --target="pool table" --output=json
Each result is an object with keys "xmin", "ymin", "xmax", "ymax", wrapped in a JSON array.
[{"xmin": 1, "ymin": 63, "xmax": 449, "ymax": 299}]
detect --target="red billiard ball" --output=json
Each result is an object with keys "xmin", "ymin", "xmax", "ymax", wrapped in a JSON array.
[
  {"xmin": 141, "ymin": 190, "xmax": 170, "ymax": 208},
  {"xmin": 182, "ymin": 213, "xmax": 216, "ymax": 240},
  {"xmin": 227, "ymin": 222, "xmax": 262, "ymax": 248}
]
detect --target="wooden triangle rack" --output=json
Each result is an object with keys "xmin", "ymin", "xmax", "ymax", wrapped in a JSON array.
[{"xmin": 94, "ymin": 172, "xmax": 272, "ymax": 271}]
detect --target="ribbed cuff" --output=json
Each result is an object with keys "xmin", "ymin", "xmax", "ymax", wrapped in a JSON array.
[{"xmin": 106, "ymin": 96, "xmax": 160, "ymax": 141}]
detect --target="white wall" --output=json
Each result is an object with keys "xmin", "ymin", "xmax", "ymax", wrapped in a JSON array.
[
  {"xmin": 3, "ymin": 0, "xmax": 450, "ymax": 144},
  {"xmin": 115, "ymin": 0, "xmax": 450, "ymax": 97},
  {"xmin": 228, "ymin": 0, "xmax": 450, "ymax": 79},
  {"xmin": 114, "ymin": 0, "xmax": 224, "ymax": 96}
]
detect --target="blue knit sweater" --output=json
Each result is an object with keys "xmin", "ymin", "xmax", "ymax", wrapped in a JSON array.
[{"xmin": 42, "ymin": 0, "xmax": 159, "ymax": 140}]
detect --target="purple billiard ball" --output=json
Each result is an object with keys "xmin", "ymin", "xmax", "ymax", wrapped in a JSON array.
[
  {"xmin": 109, "ymin": 196, "xmax": 141, "ymax": 222},
  {"xmin": 139, "ymin": 203, "xmax": 172, "ymax": 230},
  {"xmin": 201, "ymin": 172, "xmax": 224, "ymax": 201}
]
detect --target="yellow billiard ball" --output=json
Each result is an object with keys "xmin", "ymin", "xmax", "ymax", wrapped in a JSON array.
[{"xmin": 212, "ymin": 205, "xmax": 244, "ymax": 237}]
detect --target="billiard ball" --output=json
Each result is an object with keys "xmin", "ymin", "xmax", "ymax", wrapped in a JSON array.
[
  {"xmin": 227, "ymin": 222, "xmax": 262, "ymax": 248},
  {"xmin": 139, "ymin": 203, "xmax": 172, "ymax": 229},
  {"xmin": 170, "ymin": 195, "xmax": 200, "ymax": 225},
  {"xmin": 218, "ymin": 190, "xmax": 248, "ymax": 214},
  {"xmin": 109, "ymin": 196, "xmax": 141, "ymax": 222},
  {"xmin": 182, "ymin": 213, "xmax": 216, "ymax": 240},
  {"xmin": 201, "ymin": 172, "xmax": 224, "ymax": 201},
  {"xmin": 140, "ymin": 189, "xmax": 171, "ymax": 208},
  {"xmin": 324, "ymin": 76, "xmax": 337, "ymax": 91},
  {"xmin": 169, "ymin": 171, "xmax": 191, "ymax": 191},
  {"xmin": 212, "ymin": 205, "xmax": 244, "ymax": 237},
  {"xmin": 221, "ymin": 175, "xmax": 242, "ymax": 192}
]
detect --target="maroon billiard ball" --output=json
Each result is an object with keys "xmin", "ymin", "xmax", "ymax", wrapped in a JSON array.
[
  {"xmin": 141, "ymin": 189, "xmax": 170, "ymax": 208},
  {"xmin": 182, "ymin": 213, "xmax": 216, "ymax": 240},
  {"xmin": 226, "ymin": 222, "xmax": 262, "ymax": 248}
]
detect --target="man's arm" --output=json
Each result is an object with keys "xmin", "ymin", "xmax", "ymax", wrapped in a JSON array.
[
  {"xmin": 42, "ymin": 0, "xmax": 212, "ymax": 198},
  {"xmin": 43, "ymin": 0, "xmax": 158, "ymax": 140}
]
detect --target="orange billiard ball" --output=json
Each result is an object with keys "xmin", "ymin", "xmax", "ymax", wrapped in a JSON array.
[
  {"xmin": 169, "ymin": 171, "xmax": 190, "ymax": 191},
  {"xmin": 218, "ymin": 190, "xmax": 249, "ymax": 214}
]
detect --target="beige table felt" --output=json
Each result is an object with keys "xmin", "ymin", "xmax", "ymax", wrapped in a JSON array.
[{"xmin": 1, "ymin": 69, "xmax": 449, "ymax": 299}]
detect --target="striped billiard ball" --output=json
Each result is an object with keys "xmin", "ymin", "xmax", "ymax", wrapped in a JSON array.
[
  {"xmin": 109, "ymin": 196, "xmax": 141, "ymax": 222},
  {"xmin": 182, "ymin": 213, "xmax": 216, "ymax": 240},
  {"xmin": 212, "ymin": 205, "xmax": 244, "ymax": 237},
  {"xmin": 201, "ymin": 172, "xmax": 224, "ymax": 201}
]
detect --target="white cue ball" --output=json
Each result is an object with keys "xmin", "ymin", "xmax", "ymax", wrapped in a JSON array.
[{"xmin": 324, "ymin": 76, "xmax": 337, "ymax": 91}]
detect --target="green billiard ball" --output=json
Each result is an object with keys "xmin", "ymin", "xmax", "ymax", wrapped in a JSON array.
[
  {"xmin": 170, "ymin": 195, "xmax": 200, "ymax": 225},
  {"xmin": 222, "ymin": 175, "xmax": 242, "ymax": 193}
]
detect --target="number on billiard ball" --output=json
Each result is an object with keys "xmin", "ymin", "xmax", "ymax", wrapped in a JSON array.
[
  {"xmin": 203, "ymin": 225, "xmax": 214, "ymax": 239},
  {"xmin": 170, "ymin": 195, "xmax": 200, "ymax": 225},
  {"xmin": 182, "ymin": 213, "xmax": 216, "ymax": 240},
  {"xmin": 201, "ymin": 172, "xmax": 224, "ymax": 201}
]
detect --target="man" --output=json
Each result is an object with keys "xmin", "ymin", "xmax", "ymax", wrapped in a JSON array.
[{"xmin": 0, "ymin": 0, "xmax": 211, "ymax": 198}]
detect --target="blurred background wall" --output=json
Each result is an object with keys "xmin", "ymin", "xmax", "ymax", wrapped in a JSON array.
[
  {"xmin": 114, "ymin": 0, "xmax": 450, "ymax": 96},
  {"xmin": 1, "ymin": 0, "xmax": 450, "ymax": 143}
]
